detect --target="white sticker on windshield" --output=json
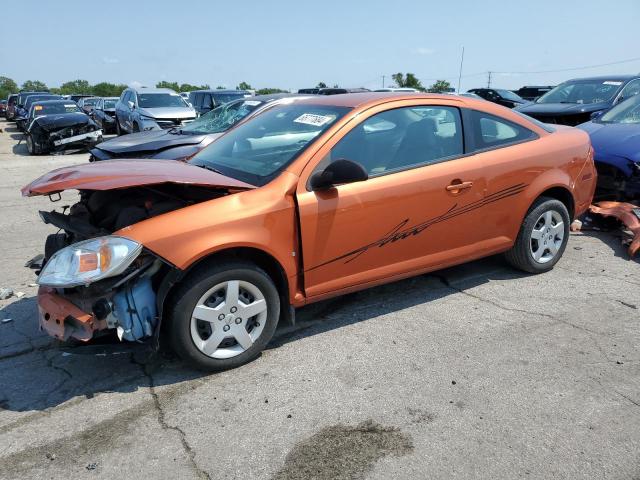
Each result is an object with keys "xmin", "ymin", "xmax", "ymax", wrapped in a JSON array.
[
  {"xmin": 64, "ymin": 104, "xmax": 76, "ymax": 108},
  {"xmin": 294, "ymin": 113, "xmax": 333, "ymax": 127},
  {"xmin": 244, "ymin": 100, "xmax": 261, "ymax": 106},
  {"xmin": 603, "ymin": 81, "xmax": 622, "ymax": 86}
]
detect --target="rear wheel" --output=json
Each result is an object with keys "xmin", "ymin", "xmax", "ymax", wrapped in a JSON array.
[
  {"xmin": 505, "ymin": 197, "xmax": 570, "ymax": 273},
  {"xmin": 166, "ymin": 260, "xmax": 280, "ymax": 371}
]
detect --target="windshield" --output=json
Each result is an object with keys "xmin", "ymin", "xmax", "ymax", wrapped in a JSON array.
[
  {"xmin": 182, "ymin": 99, "xmax": 264, "ymax": 134},
  {"xmin": 599, "ymin": 95, "xmax": 640, "ymax": 124},
  {"xmin": 84, "ymin": 98, "xmax": 99, "ymax": 106},
  {"xmin": 496, "ymin": 89, "xmax": 524, "ymax": 102},
  {"xmin": 537, "ymin": 80, "xmax": 623, "ymax": 104},
  {"xmin": 33, "ymin": 102, "xmax": 82, "ymax": 117},
  {"xmin": 25, "ymin": 95, "xmax": 60, "ymax": 109},
  {"xmin": 138, "ymin": 93, "xmax": 187, "ymax": 108},
  {"xmin": 103, "ymin": 99, "xmax": 117, "ymax": 109},
  {"xmin": 189, "ymin": 104, "xmax": 350, "ymax": 186}
]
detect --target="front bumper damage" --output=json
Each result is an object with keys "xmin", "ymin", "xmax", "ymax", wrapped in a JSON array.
[{"xmin": 589, "ymin": 201, "xmax": 640, "ymax": 257}]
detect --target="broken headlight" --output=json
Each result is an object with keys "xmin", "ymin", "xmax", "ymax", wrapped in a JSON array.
[{"xmin": 38, "ymin": 236, "xmax": 142, "ymax": 288}]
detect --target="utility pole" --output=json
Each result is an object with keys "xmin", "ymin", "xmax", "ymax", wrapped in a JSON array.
[
  {"xmin": 487, "ymin": 71, "xmax": 492, "ymax": 88},
  {"xmin": 457, "ymin": 46, "xmax": 465, "ymax": 93},
  {"xmin": 382, "ymin": 75, "xmax": 385, "ymax": 88}
]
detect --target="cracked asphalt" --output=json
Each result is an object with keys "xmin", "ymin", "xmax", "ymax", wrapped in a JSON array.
[{"xmin": 1, "ymin": 118, "xmax": 639, "ymax": 479}]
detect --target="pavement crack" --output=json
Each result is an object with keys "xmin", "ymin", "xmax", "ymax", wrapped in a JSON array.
[{"xmin": 136, "ymin": 359, "xmax": 212, "ymax": 480}]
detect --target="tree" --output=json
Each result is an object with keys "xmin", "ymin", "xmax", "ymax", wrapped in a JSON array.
[
  {"xmin": 428, "ymin": 80, "xmax": 451, "ymax": 93},
  {"xmin": 93, "ymin": 82, "xmax": 127, "ymax": 97},
  {"xmin": 21, "ymin": 80, "xmax": 48, "ymax": 91},
  {"xmin": 237, "ymin": 81, "xmax": 252, "ymax": 91},
  {"xmin": 59, "ymin": 79, "xmax": 92, "ymax": 95},
  {"xmin": 391, "ymin": 73, "xmax": 424, "ymax": 91},
  {"xmin": 0, "ymin": 76, "xmax": 18, "ymax": 100},
  {"xmin": 316, "ymin": 82, "xmax": 327, "ymax": 89},
  {"xmin": 216, "ymin": 85, "xmax": 227, "ymax": 90},
  {"xmin": 156, "ymin": 81, "xmax": 180, "ymax": 92},
  {"xmin": 256, "ymin": 88, "xmax": 289, "ymax": 95},
  {"xmin": 179, "ymin": 83, "xmax": 209, "ymax": 92}
]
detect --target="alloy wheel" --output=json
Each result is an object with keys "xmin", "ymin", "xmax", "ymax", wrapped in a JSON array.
[{"xmin": 530, "ymin": 210, "xmax": 564, "ymax": 264}]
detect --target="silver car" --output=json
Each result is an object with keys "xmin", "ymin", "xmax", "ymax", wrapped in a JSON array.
[{"xmin": 114, "ymin": 87, "xmax": 196, "ymax": 135}]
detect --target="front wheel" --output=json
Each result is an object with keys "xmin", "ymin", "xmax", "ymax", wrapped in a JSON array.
[
  {"xmin": 166, "ymin": 261, "xmax": 280, "ymax": 371},
  {"xmin": 115, "ymin": 116, "xmax": 123, "ymax": 136},
  {"xmin": 25, "ymin": 134, "xmax": 40, "ymax": 155},
  {"xmin": 505, "ymin": 197, "xmax": 570, "ymax": 273}
]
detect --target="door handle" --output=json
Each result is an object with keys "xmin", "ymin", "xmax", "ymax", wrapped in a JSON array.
[{"xmin": 446, "ymin": 181, "xmax": 473, "ymax": 192}]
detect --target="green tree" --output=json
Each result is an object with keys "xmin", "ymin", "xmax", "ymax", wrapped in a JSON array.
[
  {"xmin": 156, "ymin": 81, "xmax": 180, "ymax": 92},
  {"xmin": 391, "ymin": 73, "xmax": 424, "ymax": 91},
  {"xmin": 93, "ymin": 82, "xmax": 127, "ymax": 97},
  {"xmin": 59, "ymin": 79, "xmax": 92, "ymax": 95},
  {"xmin": 237, "ymin": 81, "xmax": 252, "ymax": 91},
  {"xmin": 316, "ymin": 82, "xmax": 327, "ymax": 88},
  {"xmin": 0, "ymin": 76, "xmax": 18, "ymax": 100},
  {"xmin": 216, "ymin": 85, "xmax": 226, "ymax": 90},
  {"xmin": 255, "ymin": 88, "xmax": 289, "ymax": 95},
  {"xmin": 21, "ymin": 80, "xmax": 49, "ymax": 91},
  {"xmin": 428, "ymin": 80, "xmax": 451, "ymax": 93},
  {"xmin": 179, "ymin": 83, "xmax": 209, "ymax": 92}
]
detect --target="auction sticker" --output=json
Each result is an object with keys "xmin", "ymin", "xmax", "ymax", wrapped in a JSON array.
[
  {"xmin": 244, "ymin": 100, "xmax": 261, "ymax": 106},
  {"xmin": 294, "ymin": 113, "xmax": 333, "ymax": 126},
  {"xmin": 603, "ymin": 81, "xmax": 622, "ymax": 85}
]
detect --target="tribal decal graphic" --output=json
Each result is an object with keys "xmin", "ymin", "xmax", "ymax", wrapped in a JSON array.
[{"xmin": 307, "ymin": 183, "xmax": 527, "ymax": 271}]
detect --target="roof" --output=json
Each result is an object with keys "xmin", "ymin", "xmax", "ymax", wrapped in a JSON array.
[
  {"xmin": 292, "ymin": 92, "xmax": 473, "ymax": 108},
  {"xmin": 127, "ymin": 87, "xmax": 178, "ymax": 94},
  {"xmin": 189, "ymin": 89, "xmax": 250, "ymax": 95},
  {"xmin": 565, "ymin": 75, "xmax": 639, "ymax": 82},
  {"xmin": 32, "ymin": 99, "xmax": 77, "ymax": 105}
]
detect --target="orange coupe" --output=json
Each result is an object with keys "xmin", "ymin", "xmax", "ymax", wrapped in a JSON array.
[{"xmin": 23, "ymin": 93, "xmax": 596, "ymax": 371}]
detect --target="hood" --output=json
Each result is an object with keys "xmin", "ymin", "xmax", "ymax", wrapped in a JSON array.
[
  {"xmin": 21, "ymin": 159, "xmax": 256, "ymax": 197},
  {"xmin": 516, "ymin": 101, "xmax": 607, "ymax": 115},
  {"xmin": 578, "ymin": 121, "xmax": 640, "ymax": 167},
  {"xmin": 94, "ymin": 129, "xmax": 207, "ymax": 154},
  {"xmin": 33, "ymin": 112, "xmax": 94, "ymax": 132},
  {"xmin": 138, "ymin": 107, "xmax": 196, "ymax": 119}
]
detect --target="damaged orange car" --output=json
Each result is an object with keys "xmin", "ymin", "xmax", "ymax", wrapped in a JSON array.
[{"xmin": 23, "ymin": 93, "xmax": 597, "ymax": 371}]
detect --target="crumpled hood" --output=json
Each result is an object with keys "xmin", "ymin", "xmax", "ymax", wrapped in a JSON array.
[
  {"xmin": 138, "ymin": 106, "xmax": 196, "ymax": 120},
  {"xmin": 94, "ymin": 130, "xmax": 208, "ymax": 154},
  {"xmin": 33, "ymin": 112, "xmax": 95, "ymax": 132},
  {"xmin": 578, "ymin": 121, "xmax": 640, "ymax": 171},
  {"xmin": 21, "ymin": 159, "xmax": 256, "ymax": 196},
  {"xmin": 516, "ymin": 102, "xmax": 607, "ymax": 115}
]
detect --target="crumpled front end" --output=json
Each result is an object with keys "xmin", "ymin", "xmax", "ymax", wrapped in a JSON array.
[
  {"xmin": 31, "ymin": 121, "xmax": 102, "ymax": 154},
  {"xmin": 589, "ymin": 201, "xmax": 640, "ymax": 257}
]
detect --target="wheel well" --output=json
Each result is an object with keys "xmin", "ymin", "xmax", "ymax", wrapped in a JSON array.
[{"xmin": 537, "ymin": 187, "xmax": 575, "ymax": 219}]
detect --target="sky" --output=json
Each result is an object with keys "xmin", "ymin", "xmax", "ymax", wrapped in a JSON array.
[{"xmin": 3, "ymin": 0, "xmax": 640, "ymax": 93}]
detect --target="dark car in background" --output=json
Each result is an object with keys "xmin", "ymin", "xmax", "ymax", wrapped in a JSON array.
[
  {"xmin": 89, "ymin": 97, "xmax": 119, "ymax": 134},
  {"xmin": 515, "ymin": 75, "xmax": 640, "ymax": 126},
  {"xmin": 16, "ymin": 94, "xmax": 63, "ymax": 131},
  {"xmin": 0, "ymin": 100, "xmax": 6, "ymax": 117},
  {"xmin": 68, "ymin": 94, "xmax": 94, "ymax": 104},
  {"xmin": 115, "ymin": 87, "xmax": 196, "ymax": 135},
  {"xmin": 90, "ymin": 94, "xmax": 306, "ymax": 162},
  {"xmin": 24, "ymin": 100, "xmax": 102, "ymax": 155},
  {"xmin": 467, "ymin": 88, "xmax": 530, "ymax": 108},
  {"xmin": 318, "ymin": 87, "xmax": 370, "ymax": 95},
  {"xmin": 187, "ymin": 89, "xmax": 251, "ymax": 116},
  {"xmin": 77, "ymin": 97, "xmax": 100, "ymax": 114},
  {"xmin": 512, "ymin": 85, "xmax": 555, "ymax": 101},
  {"xmin": 298, "ymin": 88, "xmax": 320, "ymax": 94},
  {"xmin": 578, "ymin": 94, "xmax": 640, "ymax": 201},
  {"xmin": 6, "ymin": 94, "xmax": 19, "ymax": 120}
]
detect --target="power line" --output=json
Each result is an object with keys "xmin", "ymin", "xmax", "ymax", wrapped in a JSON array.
[{"xmin": 493, "ymin": 55, "xmax": 640, "ymax": 75}]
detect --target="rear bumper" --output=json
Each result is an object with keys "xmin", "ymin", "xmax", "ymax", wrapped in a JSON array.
[{"xmin": 37, "ymin": 287, "xmax": 106, "ymax": 341}]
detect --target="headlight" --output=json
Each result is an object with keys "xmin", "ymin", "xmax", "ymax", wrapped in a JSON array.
[
  {"xmin": 38, "ymin": 236, "xmax": 142, "ymax": 288},
  {"xmin": 139, "ymin": 115, "xmax": 157, "ymax": 123}
]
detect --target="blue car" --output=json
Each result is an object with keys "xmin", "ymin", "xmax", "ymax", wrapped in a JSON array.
[{"xmin": 578, "ymin": 94, "xmax": 640, "ymax": 201}]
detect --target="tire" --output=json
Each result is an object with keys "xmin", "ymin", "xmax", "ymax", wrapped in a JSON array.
[
  {"xmin": 166, "ymin": 260, "xmax": 280, "ymax": 372},
  {"xmin": 115, "ymin": 116, "xmax": 123, "ymax": 136},
  {"xmin": 25, "ymin": 134, "xmax": 40, "ymax": 155},
  {"xmin": 132, "ymin": 122, "xmax": 140, "ymax": 133},
  {"xmin": 504, "ymin": 197, "xmax": 570, "ymax": 274}
]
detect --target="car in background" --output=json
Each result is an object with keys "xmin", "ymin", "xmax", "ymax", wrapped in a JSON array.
[
  {"xmin": 298, "ymin": 88, "xmax": 320, "ymax": 94},
  {"xmin": 23, "ymin": 92, "xmax": 596, "ymax": 371},
  {"xmin": 89, "ymin": 97, "xmax": 119, "ymax": 134},
  {"xmin": 6, "ymin": 94, "xmax": 19, "ymax": 120},
  {"xmin": 374, "ymin": 88, "xmax": 419, "ymax": 93},
  {"xmin": 69, "ymin": 94, "xmax": 95, "ymax": 104},
  {"xmin": 442, "ymin": 92, "xmax": 484, "ymax": 100},
  {"xmin": 467, "ymin": 88, "xmax": 530, "ymax": 108},
  {"xmin": 512, "ymin": 86, "xmax": 555, "ymax": 101},
  {"xmin": 23, "ymin": 100, "xmax": 102, "ymax": 155},
  {"xmin": 187, "ymin": 90, "xmax": 251, "ymax": 116},
  {"xmin": 115, "ymin": 87, "xmax": 196, "ymax": 135},
  {"xmin": 515, "ymin": 75, "xmax": 640, "ymax": 126},
  {"xmin": 16, "ymin": 94, "xmax": 63, "ymax": 131},
  {"xmin": 14, "ymin": 91, "xmax": 50, "ymax": 120},
  {"xmin": 77, "ymin": 97, "xmax": 100, "ymax": 114},
  {"xmin": 90, "ymin": 94, "xmax": 306, "ymax": 162},
  {"xmin": 318, "ymin": 87, "xmax": 370, "ymax": 95},
  {"xmin": 0, "ymin": 100, "xmax": 6, "ymax": 117},
  {"xmin": 578, "ymin": 94, "xmax": 640, "ymax": 201}
]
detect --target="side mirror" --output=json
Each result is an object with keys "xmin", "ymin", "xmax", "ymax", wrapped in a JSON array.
[
  {"xmin": 309, "ymin": 159, "xmax": 368, "ymax": 191},
  {"xmin": 127, "ymin": 101, "xmax": 135, "ymax": 110},
  {"xmin": 590, "ymin": 110, "xmax": 605, "ymax": 120}
]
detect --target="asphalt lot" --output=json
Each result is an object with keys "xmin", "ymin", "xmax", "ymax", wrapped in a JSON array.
[{"xmin": 0, "ymin": 117, "xmax": 638, "ymax": 480}]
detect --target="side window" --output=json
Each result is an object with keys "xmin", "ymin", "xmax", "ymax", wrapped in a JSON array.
[
  {"xmin": 193, "ymin": 93, "xmax": 203, "ymax": 108},
  {"xmin": 121, "ymin": 91, "xmax": 130, "ymax": 104},
  {"xmin": 204, "ymin": 94, "xmax": 215, "ymax": 109},
  {"xmin": 129, "ymin": 92, "xmax": 137, "ymax": 106},
  {"xmin": 328, "ymin": 106, "xmax": 464, "ymax": 176},
  {"xmin": 619, "ymin": 80, "xmax": 640, "ymax": 101},
  {"xmin": 471, "ymin": 110, "xmax": 536, "ymax": 151}
]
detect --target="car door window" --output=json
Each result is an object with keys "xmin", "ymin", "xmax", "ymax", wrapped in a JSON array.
[
  {"xmin": 618, "ymin": 79, "xmax": 640, "ymax": 102},
  {"xmin": 193, "ymin": 93, "xmax": 204, "ymax": 109},
  {"xmin": 328, "ymin": 106, "xmax": 463, "ymax": 176},
  {"xmin": 204, "ymin": 94, "xmax": 215, "ymax": 109},
  {"xmin": 471, "ymin": 110, "xmax": 536, "ymax": 151}
]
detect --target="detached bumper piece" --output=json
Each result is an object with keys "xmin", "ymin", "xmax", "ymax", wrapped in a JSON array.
[
  {"xmin": 589, "ymin": 201, "xmax": 640, "ymax": 257},
  {"xmin": 38, "ymin": 287, "xmax": 105, "ymax": 341}
]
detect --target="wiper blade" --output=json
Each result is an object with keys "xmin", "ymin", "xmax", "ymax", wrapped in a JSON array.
[{"xmin": 197, "ymin": 164, "xmax": 225, "ymax": 175}]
